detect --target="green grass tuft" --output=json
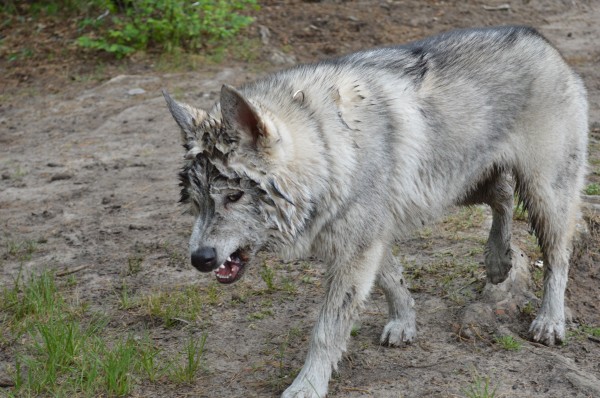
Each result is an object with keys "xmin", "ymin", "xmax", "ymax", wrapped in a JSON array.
[
  {"xmin": 260, "ymin": 264, "xmax": 276, "ymax": 291},
  {"xmin": 494, "ymin": 335, "xmax": 522, "ymax": 351},
  {"xmin": 584, "ymin": 183, "xmax": 600, "ymax": 195},
  {"xmin": 462, "ymin": 371, "xmax": 498, "ymax": 398},
  {"xmin": 103, "ymin": 337, "xmax": 137, "ymax": 396},
  {"xmin": 169, "ymin": 333, "xmax": 208, "ymax": 383}
]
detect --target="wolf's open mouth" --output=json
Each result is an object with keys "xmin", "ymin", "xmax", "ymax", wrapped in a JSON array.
[{"xmin": 214, "ymin": 249, "xmax": 248, "ymax": 284}]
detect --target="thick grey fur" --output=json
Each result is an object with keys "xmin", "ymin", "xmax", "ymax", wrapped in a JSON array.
[{"xmin": 164, "ymin": 26, "xmax": 588, "ymax": 397}]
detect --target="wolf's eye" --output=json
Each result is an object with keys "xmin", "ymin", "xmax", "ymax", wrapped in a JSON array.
[{"xmin": 225, "ymin": 191, "xmax": 244, "ymax": 205}]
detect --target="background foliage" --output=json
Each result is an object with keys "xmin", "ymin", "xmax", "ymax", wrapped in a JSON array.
[{"xmin": 1, "ymin": 0, "xmax": 259, "ymax": 58}]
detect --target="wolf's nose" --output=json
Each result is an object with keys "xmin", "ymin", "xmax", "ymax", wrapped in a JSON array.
[{"xmin": 191, "ymin": 247, "xmax": 217, "ymax": 272}]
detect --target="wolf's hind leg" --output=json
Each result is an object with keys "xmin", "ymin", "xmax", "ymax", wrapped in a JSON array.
[
  {"xmin": 461, "ymin": 171, "xmax": 514, "ymax": 284},
  {"xmin": 522, "ymin": 185, "xmax": 579, "ymax": 345},
  {"xmin": 376, "ymin": 251, "xmax": 416, "ymax": 346},
  {"xmin": 517, "ymin": 171, "xmax": 583, "ymax": 345}
]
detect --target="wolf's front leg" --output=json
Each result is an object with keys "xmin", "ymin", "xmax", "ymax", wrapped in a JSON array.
[
  {"xmin": 377, "ymin": 251, "xmax": 416, "ymax": 346},
  {"xmin": 282, "ymin": 242, "xmax": 385, "ymax": 398}
]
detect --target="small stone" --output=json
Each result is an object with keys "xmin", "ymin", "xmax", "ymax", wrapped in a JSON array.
[
  {"xmin": 127, "ymin": 88, "xmax": 146, "ymax": 96},
  {"xmin": 258, "ymin": 25, "xmax": 271, "ymax": 45},
  {"xmin": 50, "ymin": 172, "xmax": 73, "ymax": 182},
  {"xmin": 269, "ymin": 49, "xmax": 297, "ymax": 66}
]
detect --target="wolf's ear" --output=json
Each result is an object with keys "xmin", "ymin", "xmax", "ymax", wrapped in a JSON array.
[
  {"xmin": 220, "ymin": 85, "xmax": 270, "ymax": 149},
  {"xmin": 163, "ymin": 90, "xmax": 207, "ymax": 143}
]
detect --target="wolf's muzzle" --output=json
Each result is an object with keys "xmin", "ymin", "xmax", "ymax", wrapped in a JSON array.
[{"xmin": 191, "ymin": 247, "xmax": 218, "ymax": 272}]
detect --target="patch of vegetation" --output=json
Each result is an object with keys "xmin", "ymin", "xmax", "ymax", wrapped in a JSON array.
[
  {"xmin": 140, "ymin": 283, "xmax": 221, "ymax": 327},
  {"xmin": 404, "ymin": 254, "xmax": 482, "ymax": 302},
  {"xmin": 249, "ymin": 308, "xmax": 274, "ymax": 320},
  {"xmin": 252, "ymin": 261, "xmax": 309, "ymax": 298},
  {"xmin": 262, "ymin": 326, "xmax": 304, "ymax": 391},
  {"xmin": 584, "ymin": 183, "xmax": 600, "ymax": 195},
  {"xmin": 2, "ymin": 0, "xmax": 259, "ymax": 59},
  {"xmin": 76, "ymin": 0, "xmax": 259, "ymax": 58},
  {"xmin": 442, "ymin": 206, "xmax": 485, "ymax": 233},
  {"xmin": 169, "ymin": 333, "xmax": 208, "ymax": 383},
  {"xmin": 126, "ymin": 255, "xmax": 143, "ymax": 275},
  {"xmin": 462, "ymin": 370, "xmax": 498, "ymax": 398},
  {"xmin": 1, "ymin": 268, "xmax": 214, "ymax": 395},
  {"xmin": 260, "ymin": 263, "xmax": 276, "ymax": 291},
  {"xmin": 514, "ymin": 197, "xmax": 528, "ymax": 221},
  {"xmin": 2, "ymin": 270, "xmax": 60, "ymax": 324},
  {"xmin": 0, "ymin": 0, "xmax": 97, "ymax": 16},
  {"xmin": 116, "ymin": 280, "xmax": 135, "ymax": 310},
  {"xmin": 582, "ymin": 325, "xmax": 600, "ymax": 337},
  {"xmin": 136, "ymin": 335, "xmax": 161, "ymax": 382},
  {"xmin": 101, "ymin": 337, "xmax": 138, "ymax": 395},
  {"xmin": 520, "ymin": 301, "xmax": 536, "ymax": 317},
  {"xmin": 494, "ymin": 335, "xmax": 522, "ymax": 351},
  {"xmin": 281, "ymin": 277, "xmax": 297, "ymax": 295},
  {"xmin": 5, "ymin": 239, "xmax": 38, "ymax": 262},
  {"xmin": 569, "ymin": 324, "xmax": 600, "ymax": 342}
]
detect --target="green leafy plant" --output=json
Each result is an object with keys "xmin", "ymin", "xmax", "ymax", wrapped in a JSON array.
[
  {"xmin": 77, "ymin": 0, "xmax": 258, "ymax": 58},
  {"xmin": 584, "ymin": 183, "xmax": 600, "ymax": 195}
]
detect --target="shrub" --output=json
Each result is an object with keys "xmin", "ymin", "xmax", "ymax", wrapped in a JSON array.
[{"xmin": 77, "ymin": 0, "xmax": 259, "ymax": 58}]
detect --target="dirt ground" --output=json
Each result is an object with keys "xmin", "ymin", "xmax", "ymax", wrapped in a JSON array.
[{"xmin": 1, "ymin": 0, "xmax": 600, "ymax": 397}]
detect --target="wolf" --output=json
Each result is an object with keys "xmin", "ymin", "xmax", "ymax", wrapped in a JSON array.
[{"xmin": 163, "ymin": 26, "xmax": 588, "ymax": 397}]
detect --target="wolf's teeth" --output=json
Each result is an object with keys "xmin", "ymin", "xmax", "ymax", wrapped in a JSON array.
[
  {"xmin": 226, "ymin": 256, "xmax": 232, "ymax": 262},
  {"xmin": 219, "ymin": 264, "xmax": 226, "ymax": 269}
]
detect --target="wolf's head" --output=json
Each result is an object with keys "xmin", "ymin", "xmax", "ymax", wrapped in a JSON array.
[{"xmin": 164, "ymin": 85, "xmax": 314, "ymax": 283}]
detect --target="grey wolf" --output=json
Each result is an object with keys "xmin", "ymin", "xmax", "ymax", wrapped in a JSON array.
[{"xmin": 163, "ymin": 26, "xmax": 588, "ymax": 397}]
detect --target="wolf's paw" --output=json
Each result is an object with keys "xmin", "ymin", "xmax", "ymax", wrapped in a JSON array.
[
  {"xmin": 281, "ymin": 380, "xmax": 326, "ymax": 398},
  {"xmin": 485, "ymin": 252, "xmax": 512, "ymax": 284},
  {"xmin": 529, "ymin": 316, "xmax": 565, "ymax": 345},
  {"xmin": 380, "ymin": 318, "xmax": 416, "ymax": 346}
]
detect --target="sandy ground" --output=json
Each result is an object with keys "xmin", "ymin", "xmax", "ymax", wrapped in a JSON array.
[{"xmin": 1, "ymin": 0, "xmax": 599, "ymax": 397}]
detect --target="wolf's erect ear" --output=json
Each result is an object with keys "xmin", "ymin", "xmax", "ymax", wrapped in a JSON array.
[
  {"xmin": 163, "ymin": 90, "xmax": 207, "ymax": 143},
  {"xmin": 220, "ymin": 85, "xmax": 270, "ymax": 148}
]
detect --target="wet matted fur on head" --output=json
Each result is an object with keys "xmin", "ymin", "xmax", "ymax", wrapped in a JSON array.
[{"xmin": 164, "ymin": 84, "xmax": 321, "ymax": 283}]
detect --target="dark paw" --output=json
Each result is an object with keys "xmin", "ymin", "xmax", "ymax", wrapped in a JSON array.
[{"xmin": 485, "ymin": 254, "xmax": 513, "ymax": 284}]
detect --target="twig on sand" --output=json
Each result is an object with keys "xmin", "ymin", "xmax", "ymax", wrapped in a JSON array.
[{"xmin": 56, "ymin": 264, "xmax": 89, "ymax": 277}]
